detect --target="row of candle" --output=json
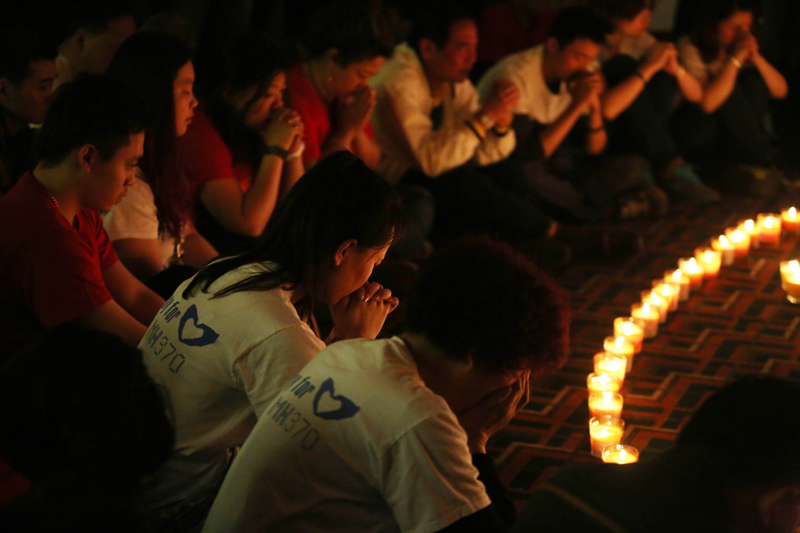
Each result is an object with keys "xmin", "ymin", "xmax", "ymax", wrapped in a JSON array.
[{"xmin": 585, "ymin": 209, "xmax": 800, "ymax": 464}]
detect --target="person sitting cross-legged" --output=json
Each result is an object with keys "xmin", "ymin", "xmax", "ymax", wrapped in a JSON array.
[{"xmin": 202, "ymin": 236, "xmax": 570, "ymax": 532}]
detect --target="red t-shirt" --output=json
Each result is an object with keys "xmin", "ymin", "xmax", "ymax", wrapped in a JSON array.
[
  {"xmin": 0, "ymin": 172, "xmax": 118, "ymax": 357},
  {"xmin": 286, "ymin": 64, "xmax": 374, "ymax": 162},
  {"xmin": 179, "ymin": 106, "xmax": 256, "ymax": 197}
]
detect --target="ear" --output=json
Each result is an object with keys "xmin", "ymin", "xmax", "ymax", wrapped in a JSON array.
[
  {"xmin": 418, "ymin": 38, "xmax": 437, "ymax": 61},
  {"xmin": 78, "ymin": 144, "xmax": 95, "ymax": 173},
  {"xmin": 333, "ymin": 239, "xmax": 358, "ymax": 266},
  {"xmin": 545, "ymin": 37, "xmax": 560, "ymax": 54}
]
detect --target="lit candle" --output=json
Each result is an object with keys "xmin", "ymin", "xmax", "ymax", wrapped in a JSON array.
[
  {"xmin": 694, "ymin": 247, "xmax": 722, "ymax": 280},
  {"xmin": 678, "ymin": 257, "xmax": 704, "ymax": 288},
  {"xmin": 711, "ymin": 235, "xmax": 735, "ymax": 266},
  {"xmin": 587, "ymin": 372, "xmax": 621, "ymax": 393},
  {"xmin": 631, "ymin": 301, "xmax": 659, "ymax": 338},
  {"xmin": 739, "ymin": 218, "xmax": 757, "ymax": 237},
  {"xmin": 757, "ymin": 213, "xmax": 781, "ymax": 247},
  {"xmin": 780, "ymin": 260, "xmax": 800, "ymax": 304},
  {"xmin": 588, "ymin": 391, "xmax": 623, "ymax": 418},
  {"xmin": 782, "ymin": 207, "xmax": 800, "ymax": 235},
  {"xmin": 613, "ymin": 317, "xmax": 644, "ymax": 353},
  {"xmin": 664, "ymin": 269, "xmax": 690, "ymax": 301},
  {"xmin": 725, "ymin": 227, "xmax": 751, "ymax": 259},
  {"xmin": 652, "ymin": 280, "xmax": 679, "ymax": 312},
  {"xmin": 642, "ymin": 291, "xmax": 668, "ymax": 323},
  {"xmin": 589, "ymin": 416, "xmax": 625, "ymax": 457},
  {"xmin": 602, "ymin": 444, "xmax": 639, "ymax": 464},
  {"xmin": 594, "ymin": 352, "xmax": 627, "ymax": 383}
]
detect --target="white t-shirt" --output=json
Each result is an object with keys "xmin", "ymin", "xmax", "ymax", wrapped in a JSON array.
[
  {"xmin": 478, "ymin": 44, "xmax": 575, "ymax": 125},
  {"xmin": 139, "ymin": 263, "xmax": 326, "ymax": 509},
  {"xmin": 102, "ymin": 176, "xmax": 178, "ymax": 270},
  {"xmin": 202, "ymin": 337, "xmax": 492, "ymax": 533},
  {"xmin": 600, "ymin": 32, "xmax": 658, "ymax": 62},
  {"xmin": 676, "ymin": 35, "xmax": 728, "ymax": 84}
]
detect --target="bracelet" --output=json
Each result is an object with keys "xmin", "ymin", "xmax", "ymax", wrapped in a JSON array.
[
  {"xmin": 491, "ymin": 125, "xmax": 510, "ymax": 137},
  {"xmin": 465, "ymin": 120, "xmax": 486, "ymax": 140},
  {"xmin": 286, "ymin": 140, "xmax": 305, "ymax": 161},
  {"xmin": 633, "ymin": 70, "xmax": 647, "ymax": 83},
  {"xmin": 730, "ymin": 56, "xmax": 743, "ymax": 69},
  {"xmin": 262, "ymin": 145, "xmax": 289, "ymax": 159}
]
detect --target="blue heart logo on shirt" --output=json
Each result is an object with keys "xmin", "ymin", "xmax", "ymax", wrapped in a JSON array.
[
  {"xmin": 312, "ymin": 378, "xmax": 360, "ymax": 420},
  {"xmin": 178, "ymin": 305, "xmax": 219, "ymax": 347}
]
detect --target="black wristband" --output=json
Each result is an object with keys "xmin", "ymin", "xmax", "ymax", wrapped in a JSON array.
[
  {"xmin": 262, "ymin": 145, "xmax": 289, "ymax": 159},
  {"xmin": 491, "ymin": 126, "xmax": 510, "ymax": 137}
]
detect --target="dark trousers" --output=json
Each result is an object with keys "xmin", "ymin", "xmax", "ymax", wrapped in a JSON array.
[
  {"xmin": 670, "ymin": 68, "xmax": 774, "ymax": 168},
  {"xmin": 403, "ymin": 160, "xmax": 553, "ymax": 244},
  {"xmin": 603, "ymin": 55, "xmax": 681, "ymax": 171}
]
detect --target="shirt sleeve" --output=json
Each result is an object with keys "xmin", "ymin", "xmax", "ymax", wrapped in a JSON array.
[
  {"xmin": 102, "ymin": 177, "xmax": 159, "ymax": 241},
  {"xmin": 381, "ymin": 412, "xmax": 492, "ymax": 533},
  {"xmin": 180, "ymin": 113, "xmax": 239, "ymax": 188},
  {"xmin": 234, "ymin": 322, "xmax": 326, "ymax": 417},
  {"xmin": 26, "ymin": 225, "xmax": 114, "ymax": 327},
  {"xmin": 677, "ymin": 37, "xmax": 709, "ymax": 85}
]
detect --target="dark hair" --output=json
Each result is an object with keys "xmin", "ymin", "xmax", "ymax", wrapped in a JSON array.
[
  {"xmin": 107, "ymin": 31, "xmax": 191, "ymax": 241},
  {"xmin": 547, "ymin": 6, "xmax": 612, "ymax": 47},
  {"xmin": 206, "ymin": 33, "xmax": 288, "ymax": 166},
  {"xmin": 681, "ymin": 0, "xmax": 760, "ymax": 62},
  {"xmin": 407, "ymin": 0, "xmax": 474, "ymax": 53},
  {"xmin": 404, "ymin": 236, "xmax": 570, "ymax": 373},
  {"xmin": 0, "ymin": 325, "xmax": 174, "ymax": 488},
  {"xmin": 677, "ymin": 376, "xmax": 800, "ymax": 489},
  {"xmin": 184, "ymin": 151, "xmax": 405, "ymax": 316},
  {"xmin": 305, "ymin": 0, "xmax": 394, "ymax": 66},
  {"xmin": 594, "ymin": 0, "xmax": 654, "ymax": 22},
  {"xmin": 63, "ymin": 0, "xmax": 136, "ymax": 39},
  {"xmin": 36, "ymin": 75, "xmax": 146, "ymax": 166},
  {"xmin": 0, "ymin": 27, "xmax": 57, "ymax": 85}
]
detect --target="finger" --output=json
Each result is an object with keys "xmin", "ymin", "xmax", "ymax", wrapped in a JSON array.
[
  {"xmin": 371, "ymin": 288, "xmax": 392, "ymax": 302},
  {"xmin": 384, "ymin": 296, "xmax": 399, "ymax": 311},
  {"xmin": 362, "ymin": 282, "xmax": 383, "ymax": 301}
]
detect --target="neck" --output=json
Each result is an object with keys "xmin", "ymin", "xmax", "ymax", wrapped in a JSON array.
[
  {"xmin": 606, "ymin": 30, "xmax": 625, "ymax": 52},
  {"xmin": 32, "ymin": 163, "xmax": 82, "ymax": 224},
  {"xmin": 400, "ymin": 332, "xmax": 472, "ymax": 415},
  {"xmin": 541, "ymin": 50, "xmax": 560, "ymax": 85},
  {"xmin": 305, "ymin": 59, "xmax": 335, "ymax": 104}
]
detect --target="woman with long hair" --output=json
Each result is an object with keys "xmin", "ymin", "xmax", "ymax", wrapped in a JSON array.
[
  {"xmin": 179, "ymin": 33, "xmax": 305, "ymax": 253},
  {"xmin": 103, "ymin": 31, "xmax": 218, "ymax": 296},
  {"xmin": 139, "ymin": 151, "xmax": 404, "ymax": 531},
  {"xmin": 672, "ymin": 0, "xmax": 787, "ymax": 192}
]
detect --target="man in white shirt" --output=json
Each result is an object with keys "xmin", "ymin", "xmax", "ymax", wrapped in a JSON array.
[{"xmin": 203, "ymin": 237, "xmax": 570, "ymax": 532}]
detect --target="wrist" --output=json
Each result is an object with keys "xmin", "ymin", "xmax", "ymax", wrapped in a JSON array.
[{"xmin": 262, "ymin": 145, "xmax": 289, "ymax": 159}]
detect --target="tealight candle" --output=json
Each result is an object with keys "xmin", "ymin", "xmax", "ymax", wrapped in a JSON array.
[
  {"xmin": 652, "ymin": 280, "xmax": 679, "ymax": 312},
  {"xmin": 642, "ymin": 290, "xmax": 668, "ymax": 323},
  {"xmin": 782, "ymin": 207, "xmax": 800, "ymax": 235},
  {"xmin": 711, "ymin": 235, "xmax": 735, "ymax": 266},
  {"xmin": 613, "ymin": 317, "xmax": 644, "ymax": 353},
  {"xmin": 757, "ymin": 213, "xmax": 781, "ymax": 247},
  {"xmin": 664, "ymin": 269, "xmax": 690, "ymax": 301},
  {"xmin": 631, "ymin": 301, "xmax": 659, "ymax": 338},
  {"xmin": 602, "ymin": 444, "xmax": 640, "ymax": 464},
  {"xmin": 678, "ymin": 257, "xmax": 704, "ymax": 288},
  {"xmin": 589, "ymin": 416, "xmax": 625, "ymax": 457},
  {"xmin": 587, "ymin": 372, "xmax": 621, "ymax": 393},
  {"xmin": 588, "ymin": 392, "xmax": 623, "ymax": 418},
  {"xmin": 594, "ymin": 352, "xmax": 627, "ymax": 383},
  {"xmin": 603, "ymin": 336, "xmax": 635, "ymax": 372},
  {"xmin": 725, "ymin": 227, "xmax": 751, "ymax": 259},
  {"xmin": 694, "ymin": 247, "xmax": 722, "ymax": 280},
  {"xmin": 780, "ymin": 260, "xmax": 800, "ymax": 304},
  {"xmin": 739, "ymin": 218, "xmax": 757, "ymax": 237}
]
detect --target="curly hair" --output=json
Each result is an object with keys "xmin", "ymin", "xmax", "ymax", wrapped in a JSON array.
[{"xmin": 404, "ymin": 236, "xmax": 570, "ymax": 374}]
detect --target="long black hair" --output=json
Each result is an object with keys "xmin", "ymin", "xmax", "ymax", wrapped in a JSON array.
[
  {"xmin": 107, "ymin": 31, "xmax": 192, "ymax": 241},
  {"xmin": 183, "ymin": 151, "xmax": 404, "ymax": 316}
]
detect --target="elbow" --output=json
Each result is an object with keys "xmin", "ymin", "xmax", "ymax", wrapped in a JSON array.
[{"xmin": 699, "ymin": 99, "xmax": 719, "ymax": 114}]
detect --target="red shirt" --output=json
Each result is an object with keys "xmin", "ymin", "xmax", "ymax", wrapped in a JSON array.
[
  {"xmin": 0, "ymin": 172, "xmax": 118, "ymax": 357},
  {"xmin": 286, "ymin": 64, "xmax": 374, "ymax": 162},
  {"xmin": 179, "ymin": 106, "xmax": 256, "ymax": 197}
]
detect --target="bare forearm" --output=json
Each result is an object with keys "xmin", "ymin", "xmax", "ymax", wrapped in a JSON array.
[
  {"xmin": 752, "ymin": 55, "xmax": 788, "ymax": 99},
  {"xmin": 700, "ymin": 61, "xmax": 740, "ymax": 113},
  {"xmin": 239, "ymin": 154, "xmax": 284, "ymax": 235},
  {"xmin": 539, "ymin": 103, "xmax": 586, "ymax": 158},
  {"xmin": 279, "ymin": 158, "xmax": 304, "ymax": 203},
  {"xmin": 350, "ymin": 130, "xmax": 381, "ymax": 170},
  {"xmin": 585, "ymin": 108, "xmax": 606, "ymax": 154},
  {"xmin": 181, "ymin": 231, "xmax": 217, "ymax": 271},
  {"xmin": 320, "ymin": 128, "xmax": 356, "ymax": 159}
]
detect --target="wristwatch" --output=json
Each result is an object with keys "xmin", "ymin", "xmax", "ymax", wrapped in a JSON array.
[{"xmin": 262, "ymin": 145, "xmax": 289, "ymax": 159}]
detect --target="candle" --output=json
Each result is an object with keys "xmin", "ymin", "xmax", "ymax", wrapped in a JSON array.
[
  {"xmin": 757, "ymin": 213, "xmax": 781, "ymax": 247},
  {"xmin": 780, "ymin": 260, "xmax": 800, "ymax": 304},
  {"xmin": 678, "ymin": 257, "xmax": 704, "ymax": 288},
  {"xmin": 588, "ymin": 391, "xmax": 623, "ymax": 418},
  {"xmin": 613, "ymin": 317, "xmax": 644, "ymax": 354},
  {"xmin": 603, "ymin": 336, "xmax": 635, "ymax": 375},
  {"xmin": 642, "ymin": 291, "xmax": 668, "ymax": 323},
  {"xmin": 739, "ymin": 218, "xmax": 757, "ymax": 237},
  {"xmin": 782, "ymin": 207, "xmax": 800, "ymax": 235},
  {"xmin": 594, "ymin": 352, "xmax": 627, "ymax": 383},
  {"xmin": 587, "ymin": 372, "xmax": 621, "ymax": 393},
  {"xmin": 725, "ymin": 227, "xmax": 751, "ymax": 259},
  {"xmin": 602, "ymin": 444, "xmax": 639, "ymax": 464},
  {"xmin": 652, "ymin": 280, "xmax": 679, "ymax": 312},
  {"xmin": 664, "ymin": 269, "xmax": 690, "ymax": 301},
  {"xmin": 694, "ymin": 247, "xmax": 722, "ymax": 280},
  {"xmin": 589, "ymin": 416, "xmax": 625, "ymax": 457},
  {"xmin": 711, "ymin": 235, "xmax": 735, "ymax": 266},
  {"xmin": 631, "ymin": 301, "xmax": 659, "ymax": 338}
]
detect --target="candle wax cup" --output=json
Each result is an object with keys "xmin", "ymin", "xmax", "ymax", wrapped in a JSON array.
[
  {"xmin": 679, "ymin": 258, "xmax": 704, "ymax": 288},
  {"xmin": 665, "ymin": 269, "xmax": 691, "ymax": 301},
  {"xmin": 614, "ymin": 318, "xmax": 644, "ymax": 354},
  {"xmin": 725, "ymin": 228, "xmax": 751, "ymax": 259},
  {"xmin": 631, "ymin": 303, "xmax": 659, "ymax": 339},
  {"xmin": 602, "ymin": 444, "xmax": 640, "ymax": 464},
  {"xmin": 757, "ymin": 214, "xmax": 781, "ymax": 247},
  {"xmin": 594, "ymin": 353, "xmax": 626, "ymax": 383},
  {"xmin": 694, "ymin": 248, "xmax": 722, "ymax": 280},
  {"xmin": 589, "ymin": 418, "xmax": 625, "ymax": 457},
  {"xmin": 588, "ymin": 392, "xmax": 623, "ymax": 418},
  {"xmin": 780, "ymin": 261, "xmax": 800, "ymax": 304},
  {"xmin": 782, "ymin": 208, "xmax": 800, "ymax": 235},
  {"xmin": 587, "ymin": 373, "xmax": 621, "ymax": 393},
  {"xmin": 711, "ymin": 237, "xmax": 735, "ymax": 266}
]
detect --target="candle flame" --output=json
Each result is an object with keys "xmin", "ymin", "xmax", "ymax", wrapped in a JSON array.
[
  {"xmin": 672, "ymin": 269, "xmax": 682, "ymax": 281},
  {"xmin": 765, "ymin": 218, "xmax": 774, "ymax": 229},
  {"xmin": 720, "ymin": 235, "xmax": 729, "ymax": 246},
  {"xmin": 791, "ymin": 260, "xmax": 799, "ymax": 270},
  {"xmin": 704, "ymin": 251, "xmax": 713, "ymax": 262},
  {"xmin": 642, "ymin": 302, "xmax": 651, "ymax": 314},
  {"xmin": 744, "ymin": 219, "xmax": 755, "ymax": 231},
  {"xmin": 615, "ymin": 336, "xmax": 625, "ymax": 349},
  {"xmin": 732, "ymin": 230, "xmax": 744, "ymax": 243},
  {"xmin": 791, "ymin": 207, "xmax": 797, "ymax": 218},
  {"xmin": 620, "ymin": 449, "xmax": 627, "ymax": 460},
  {"xmin": 662, "ymin": 284, "xmax": 672, "ymax": 296}
]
